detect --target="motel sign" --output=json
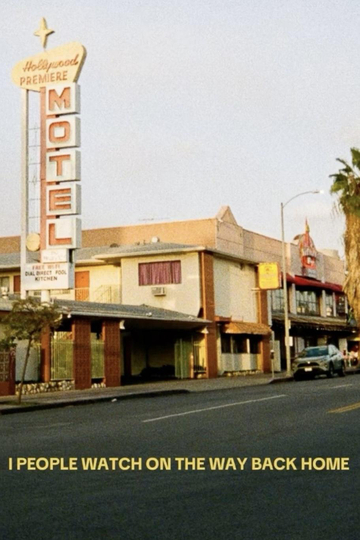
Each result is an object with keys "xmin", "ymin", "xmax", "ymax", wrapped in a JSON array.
[{"xmin": 11, "ymin": 20, "xmax": 86, "ymax": 295}]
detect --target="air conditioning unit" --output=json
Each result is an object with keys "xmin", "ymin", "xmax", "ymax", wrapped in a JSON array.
[{"xmin": 151, "ymin": 286, "xmax": 166, "ymax": 296}]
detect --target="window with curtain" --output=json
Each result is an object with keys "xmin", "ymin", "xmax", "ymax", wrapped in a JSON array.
[{"xmin": 138, "ymin": 261, "xmax": 182, "ymax": 286}]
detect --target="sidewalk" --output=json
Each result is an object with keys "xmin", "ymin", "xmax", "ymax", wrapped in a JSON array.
[{"xmin": 0, "ymin": 373, "xmax": 293, "ymax": 415}]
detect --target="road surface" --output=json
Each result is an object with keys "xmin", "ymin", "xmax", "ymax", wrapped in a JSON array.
[{"xmin": 1, "ymin": 375, "xmax": 360, "ymax": 539}]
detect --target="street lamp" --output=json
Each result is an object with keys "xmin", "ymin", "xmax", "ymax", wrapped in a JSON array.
[{"xmin": 281, "ymin": 190, "xmax": 323, "ymax": 377}]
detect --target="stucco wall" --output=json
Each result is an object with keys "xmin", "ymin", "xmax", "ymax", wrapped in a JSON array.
[
  {"xmin": 82, "ymin": 218, "xmax": 217, "ymax": 249},
  {"xmin": 213, "ymin": 258, "xmax": 257, "ymax": 322},
  {"xmin": 242, "ymin": 229, "xmax": 344, "ymax": 286},
  {"xmin": 216, "ymin": 220, "xmax": 244, "ymax": 258},
  {"xmin": 79, "ymin": 265, "xmax": 121, "ymax": 303},
  {"xmin": 121, "ymin": 253, "xmax": 201, "ymax": 316}
]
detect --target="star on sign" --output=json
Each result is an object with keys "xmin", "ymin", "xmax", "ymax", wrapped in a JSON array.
[{"xmin": 34, "ymin": 18, "xmax": 54, "ymax": 50}]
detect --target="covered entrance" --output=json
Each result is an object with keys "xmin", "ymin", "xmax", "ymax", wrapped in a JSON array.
[{"xmin": 119, "ymin": 311, "xmax": 208, "ymax": 384}]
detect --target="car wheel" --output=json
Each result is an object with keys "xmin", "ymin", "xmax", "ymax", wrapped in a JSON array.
[
  {"xmin": 293, "ymin": 372, "xmax": 302, "ymax": 381},
  {"xmin": 338, "ymin": 362, "xmax": 346, "ymax": 377},
  {"xmin": 327, "ymin": 363, "xmax": 334, "ymax": 378}
]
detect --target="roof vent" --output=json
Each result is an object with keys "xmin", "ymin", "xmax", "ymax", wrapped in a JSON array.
[{"xmin": 151, "ymin": 236, "xmax": 160, "ymax": 243}]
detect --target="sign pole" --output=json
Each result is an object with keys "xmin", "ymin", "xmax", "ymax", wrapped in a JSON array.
[
  {"xmin": 40, "ymin": 87, "xmax": 50, "ymax": 303},
  {"xmin": 20, "ymin": 88, "xmax": 29, "ymax": 300}
]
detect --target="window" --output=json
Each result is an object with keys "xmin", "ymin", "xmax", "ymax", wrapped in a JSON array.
[
  {"xmin": 0, "ymin": 277, "xmax": 9, "ymax": 296},
  {"xmin": 325, "ymin": 293, "xmax": 334, "ymax": 317},
  {"xmin": 336, "ymin": 294, "xmax": 346, "ymax": 316},
  {"xmin": 221, "ymin": 334, "xmax": 231, "ymax": 353},
  {"xmin": 296, "ymin": 290, "xmax": 319, "ymax": 315},
  {"xmin": 138, "ymin": 261, "xmax": 181, "ymax": 286},
  {"xmin": 271, "ymin": 289, "xmax": 284, "ymax": 311},
  {"xmin": 0, "ymin": 277, "xmax": 9, "ymax": 289},
  {"xmin": 249, "ymin": 337, "xmax": 260, "ymax": 354},
  {"xmin": 232, "ymin": 336, "xmax": 247, "ymax": 354}
]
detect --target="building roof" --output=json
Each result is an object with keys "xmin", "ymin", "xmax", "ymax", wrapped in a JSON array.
[
  {"xmin": 91, "ymin": 242, "xmax": 206, "ymax": 261},
  {"xmin": 0, "ymin": 298, "xmax": 209, "ymax": 330},
  {"xmin": 0, "ymin": 243, "xmax": 203, "ymax": 268},
  {"xmin": 222, "ymin": 321, "xmax": 272, "ymax": 336},
  {"xmin": 0, "ymin": 252, "xmax": 38, "ymax": 269},
  {"xmin": 0, "ymin": 241, "xmax": 258, "ymax": 268}
]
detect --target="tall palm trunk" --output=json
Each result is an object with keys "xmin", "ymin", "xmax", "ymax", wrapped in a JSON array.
[{"xmin": 343, "ymin": 213, "xmax": 360, "ymax": 324}]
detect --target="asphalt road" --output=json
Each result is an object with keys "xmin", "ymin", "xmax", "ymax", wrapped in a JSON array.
[{"xmin": 1, "ymin": 375, "xmax": 360, "ymax": 540}]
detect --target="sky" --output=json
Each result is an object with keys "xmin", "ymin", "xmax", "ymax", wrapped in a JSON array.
[{"xmin": 1, "ymin": 0, "xmax": 360, "ymax": 256}]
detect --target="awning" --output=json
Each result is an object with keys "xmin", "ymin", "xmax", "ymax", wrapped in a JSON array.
[
  {"xmin": 281, "ymin": 273, "xmax": 296, "ymax": 284},
  {"xmin": 222, "ymin": 321, "xmax": 271, "ymax": 336},
  {"xmin": 272, "ymin": 313, "xmax": 354, "ymax": 333},
  {"xmin": 293, "ymin": 276, "xmax": 343, "ymax": 292}
]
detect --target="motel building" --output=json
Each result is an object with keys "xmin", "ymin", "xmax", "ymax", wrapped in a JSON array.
[
  {"xmin": 1, "ymin": 24, "xmax": 352, "ymax": 397},
  {"xmin": 0, "ymin": 206, "xmax": 355, "ymax": 396}
]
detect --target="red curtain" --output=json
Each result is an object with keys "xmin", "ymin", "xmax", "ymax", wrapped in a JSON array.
[{"xmin": 139, "ymin": 261, "xmax": 181, "ymax": 285}]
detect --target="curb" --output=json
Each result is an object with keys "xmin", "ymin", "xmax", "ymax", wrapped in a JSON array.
[
  {"xmin": 0, "ymin": 376, "xmax": 291, "ymax": 415},
  {"xmin": 268, "ymin": 376, "xmax": 294, "ymax": 384},
  {"xmin": 0, "ymin": 389, "xmax": 190, "ymax": 415}
]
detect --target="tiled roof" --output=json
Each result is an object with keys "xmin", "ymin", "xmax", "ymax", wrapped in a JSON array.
[
  {"xmin": 0, "ymin": 297, "xmax": 208, "ymax": 328},
  {"xmin": 222, "ymin": 321, "xmax": 271, "ymax": 335},
  {"xmin": 0, "ymin": 252, "xmax": 38, "ymax": 268},
  {"xmin": 0, "ymin": 242, "xmax": 202, "ymax": 268}
]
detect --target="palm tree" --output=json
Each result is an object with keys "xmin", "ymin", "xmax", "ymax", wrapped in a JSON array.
[{"xmin": 330, "ymin": 147, "xmax": 360, "ymax": 324}]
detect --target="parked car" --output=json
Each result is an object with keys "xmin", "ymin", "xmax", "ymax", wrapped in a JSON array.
[{"xmin": 292, "ymin": 345, "xmax": 346, "ymax": 380}]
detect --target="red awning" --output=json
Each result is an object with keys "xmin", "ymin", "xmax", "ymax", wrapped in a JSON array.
[
  {"xmin": 293, "ymin": 275, "xmax": 343, "ymax": 292},
  {"xmin": 280, "ymin": 273, "xmax": 296, "ymax": 283}
]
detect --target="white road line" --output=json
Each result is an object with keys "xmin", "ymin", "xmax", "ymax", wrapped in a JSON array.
[
  {"xmin": 142, "ymin": 394, "xmax": 287, "ymax": 423},
  {"xmin": 330, "ymin": 384, "xmax": 353, "ymax": 389},
  {"xmin": 31, "ymin": 422, "xmax": 72, "ymax": 429}
]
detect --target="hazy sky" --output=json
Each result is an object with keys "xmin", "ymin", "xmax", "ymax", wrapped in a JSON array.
[{"xmin": 2, "ymin": 0, "xmax": 359, "ymax": 255}]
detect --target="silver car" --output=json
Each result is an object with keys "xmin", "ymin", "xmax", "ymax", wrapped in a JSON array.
[{"xmin": 292, "ymin": 345, "xmax": 346, "ymax": 380}]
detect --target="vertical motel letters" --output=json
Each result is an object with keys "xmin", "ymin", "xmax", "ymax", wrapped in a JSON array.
[{"xmin": 45, "ymin": 83, "xmax": 81, "ymax": 249}]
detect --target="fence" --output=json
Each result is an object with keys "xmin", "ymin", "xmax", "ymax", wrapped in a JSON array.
[{"xmin": 51, "ymin": 332, "xmax": 73, "ymax": 380}]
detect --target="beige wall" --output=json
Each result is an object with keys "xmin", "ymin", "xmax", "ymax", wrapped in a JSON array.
[
  {"xmin": 216, "ymin": 220, "xmax": 244, "ymax": 258},
  {"xmin": 213, "ymin": 258, "xmax": 257, "ymax": 322},
  {"xmin": 243, "ymin": 229, "xmax": 345, "ymax": 286},
  {"xmin": 0, "ymin": 237, "xmax": 20, "ymax": 254},
  {"xmin": 52, "ymin": 264, "xmax": 121, "ymax": 303},
  {"xmin": 0, "ymin": 206, "xmax": 345, "ymax": 289},
  {"xmin": 121, "ymin": 253, "xmax": 201, "ymax": 316},
  {"xmin": 81, "ymin": 265, "xmax": 121, "ymax": 303},
  {"xmin": 82, "ymin": 218, "xmax": 217, "ymax": 249},
  {"xmin": 243, "ymin": 229, "xmax": 283, "ymax": 266}
]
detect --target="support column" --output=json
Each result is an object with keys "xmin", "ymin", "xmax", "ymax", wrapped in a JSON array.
[
  {"xmin": 72, "ymin": 318, "xmax": 91, "ymax": 389},
  {"xmin": 103, "ymin": 320, "xmax": 121, "ymax": 387},
  {"xmin": 40, "ymin": 330, "xmax": 51, "ymax": 382},
  {"xmin": 200, "ymin": 252, "xmax": 217, "ymax": 378},
  {"xmin": 257, "ymin": 288, "xmax": 271, "ymax": 373}
]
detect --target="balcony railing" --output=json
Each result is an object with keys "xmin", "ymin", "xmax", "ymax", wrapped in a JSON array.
[{"xmin": 49, "ymin": 285, "xmax": 121, "ymax": 305}]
